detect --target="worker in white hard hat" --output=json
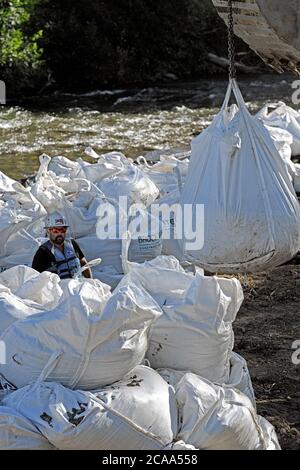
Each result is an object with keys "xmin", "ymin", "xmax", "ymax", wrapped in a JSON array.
[{"xmin": 32, "ymin": 211, "xmax": 92, "ymax": 279}]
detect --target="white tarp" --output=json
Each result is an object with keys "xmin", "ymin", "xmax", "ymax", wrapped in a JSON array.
[
  {"xmin": 117, "ymin": 256, "xmax": 243, "ymax": 384},
  {"xmin": 0, "ymin": 406, "xmax": 55, "ymax": 450},
  {"xmin": 4, "ymin": 366, "xmax": 177, "ymax": 450},
  {"xmin": 175, "ymin": 373, "xmax": 278, "ymax": 450},
  {"xmin": 175, "ymin": 80, "xmax": 300, "ymax": 272},
  {"xmin": 0, "ymin": 279, "xmax": 161, "ymax": 389}
]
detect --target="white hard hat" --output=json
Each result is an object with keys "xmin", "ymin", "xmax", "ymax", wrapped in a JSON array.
[{"xmin": 44, "ymin": 211, "xmax": 69, "ymax": 229}]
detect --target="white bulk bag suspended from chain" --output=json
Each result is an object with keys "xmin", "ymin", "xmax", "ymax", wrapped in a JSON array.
[
  {"xmin": 174, "ymin": 0, "xmax": 300, "ymax": 272},
  {"xmin": 177, "ymin": 78, "xmax": 300, "ymax": 272}
]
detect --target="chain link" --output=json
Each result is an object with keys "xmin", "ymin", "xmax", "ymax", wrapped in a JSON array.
[{"xmin": 228, "ymin": 0, "xmax": 236, "ymax": 79}]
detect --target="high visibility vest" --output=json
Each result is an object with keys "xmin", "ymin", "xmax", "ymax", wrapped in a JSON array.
[{"xmin": 42, "ymin": 239, "xmax": 82, "ymax": 279}]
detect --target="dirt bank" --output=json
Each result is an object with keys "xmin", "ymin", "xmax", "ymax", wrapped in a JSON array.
[{"xmin": 234, "ymin": 263, "xmax": 300, "ymax": 450}]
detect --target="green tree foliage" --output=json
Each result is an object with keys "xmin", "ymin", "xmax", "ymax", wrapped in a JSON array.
[
  {"xmin": 0, "ymin": 0, "xmax": 233, "ymax": 95},
  {"xmin": 0, "ymin": 0, "xmax": 46, "ymax": 95}
]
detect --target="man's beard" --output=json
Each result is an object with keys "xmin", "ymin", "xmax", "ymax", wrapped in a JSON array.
[
  {"xmin": 54, "ymin": 235, "xmax": 64, "ymax": 245},
  {"xmin": 49, "ymin": 234, "xmax": 65, "ymax": 245}
]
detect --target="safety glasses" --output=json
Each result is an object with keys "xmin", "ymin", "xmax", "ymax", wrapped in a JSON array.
[{"xmin": 49, "ymin": 227, "xmax": 68, "ymax": 234}]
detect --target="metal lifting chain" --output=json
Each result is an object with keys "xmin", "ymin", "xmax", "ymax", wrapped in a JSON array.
[{"xmin": 228, "ymin": 0, "xmax": 236, "ymax": 79}]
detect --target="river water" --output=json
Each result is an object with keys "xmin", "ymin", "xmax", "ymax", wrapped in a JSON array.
[{"xmin": 0, "ymin": 73, "xmax": 296, "ymax": 180}]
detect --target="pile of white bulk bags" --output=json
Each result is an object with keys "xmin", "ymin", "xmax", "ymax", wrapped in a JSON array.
[
  {"xmin": 0, "ymin": 258, "xmax": 281, "ymax": 451},
  {"xmin": 117, "ymin": 255, "xmax": 243, "ymax": 383},
  {"xmin": 21, "ymin": 153, "xmax": 162, "ymax": 286},
  {"xmin": 0, "ymin": 277, "xmax": 161, "ymax": 389},
  {"xmin": 3, "ymin": 366, "xmax": 178, "ymax": 450},
  {"xmin": 172, "ymin": 80, "xmax": 300, "ymax": 272}
]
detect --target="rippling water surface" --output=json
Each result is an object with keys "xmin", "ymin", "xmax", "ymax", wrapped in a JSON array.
[{"xmin": 0, "ymin": 74, "xmax": 295, "ymax": 180}]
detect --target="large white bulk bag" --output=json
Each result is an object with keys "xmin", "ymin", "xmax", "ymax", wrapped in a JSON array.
[
  {"xmin": 176, "ymin": 373, "xmax": 270, "ymax": 450},
  {"xmin": 0, "ymin": 406, "xmax": 55, "ymax": 450},
  {"xmin": 49, "ymin": 151, "xmax": 124, "ymax": 183},
  {"xmin": 136, "ymin": 155, "xmax": 189, "ymax": 196},
  {"xmin": 157, "ymin": 351, "xmax": 256, "ymax": 408},
  {"xmin": 77, "ymin": 234, "xmax": 162, "ymax": 281},
  {"xmin": 0, "ymin": 267, "xmax": 63, "ymax": 335},
  {"xmin": 0, "ymin": 172, "xmax": 46, "ymax": 269},
  {"xmin": 178, "ymin": 80, "xmax": 300, "ymax": 272},
  {"xmin": 54, "ymin": 148, "xmax": 160, "ymax": 207},
  {"xmin": 48, "ymin": 155, "xmax": 87, "ymax": 179},
  {"xmin": 0, "ymin": 265, "xmax": 39, "ymax": 292},
  {"xmin": 95, "ymin": 162, "xmax": 159, "ymax": 207},
  {"xmin": 48, "ymin": 157, "xmax": 118, "ymax": 183},
  {"xmin": 58, "ymin": 278, "xmax": 111, "ymax": 307},
  {"xmin": 0, "ymin": 266, "xmax": 62, "ymax": 308},
  {"xmin": 86, "ymin": 266, "xmax": 123, "ymax": 290},
  {"xmin": 0, "ymin": 279, "xmax": 161, "ymax": 389},
  {"xmin": 117, "ymin": 256, "xmax": 243, "ymax": 383},
  {"xmin": 0, "ymin": 230, "xmax": 42, "ymax": 270},
  {"xmin": 4, "ymin": 366, "xmax": 177, "ymax": 450}
]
